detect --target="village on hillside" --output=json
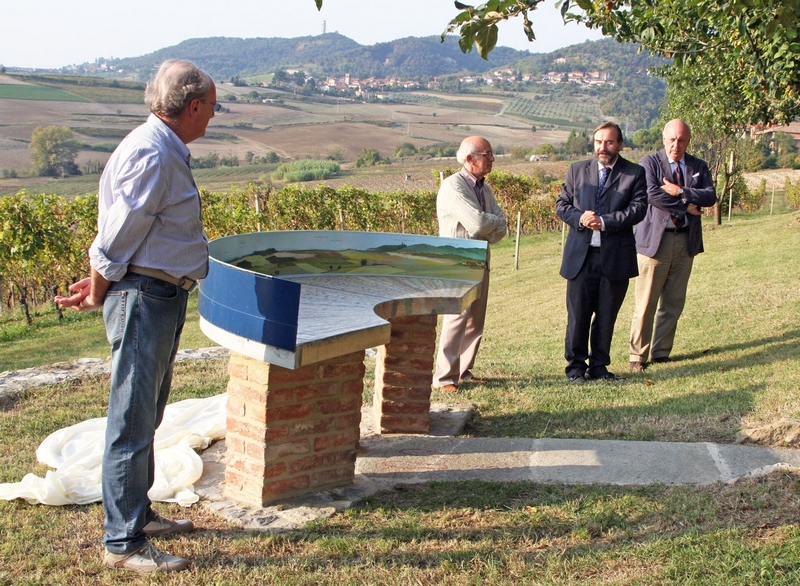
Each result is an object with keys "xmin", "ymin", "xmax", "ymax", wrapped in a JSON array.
[{"xmin": 279, "ymin": 67, "xmax": 613, "ymax": 100}]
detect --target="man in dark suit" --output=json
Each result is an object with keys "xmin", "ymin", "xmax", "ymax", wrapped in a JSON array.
[
  {"xmin": 556, "ymin": 122, "xmax": 648, "ymax": 383},
  {"xmin": 628, "ymin": 119, "xmax": 717, "ymax": 371}
]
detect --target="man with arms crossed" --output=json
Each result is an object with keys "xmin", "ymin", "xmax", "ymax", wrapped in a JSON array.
[
  {"xmin": 56, "ymin": 60, "xmax": 217, "ymax": 573},
  {"xmin": 433, "ymin": 136, "xmax": 507, "ymax": 392},
  {"xmin": 556, "ymin": 122, "xmax": 647, "ymax": 383},
  {"xmin": 629, "ymin": 119, "xmax": 717, "ymax": 371}
]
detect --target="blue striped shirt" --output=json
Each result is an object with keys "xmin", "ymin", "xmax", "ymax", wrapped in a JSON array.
[{"xmin": 89, "ymin": 114, "xmax": 208, "ymax": 282}]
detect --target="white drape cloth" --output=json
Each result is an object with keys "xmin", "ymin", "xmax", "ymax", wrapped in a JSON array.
[{"xmin": 0, "ymin": 393, "xmax": 227, "ymax": 507}]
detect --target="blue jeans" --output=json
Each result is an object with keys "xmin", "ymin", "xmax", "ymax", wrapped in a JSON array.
[{"xmin": 101, "ymin": 273, "xmax": 188, "ymax": 554}]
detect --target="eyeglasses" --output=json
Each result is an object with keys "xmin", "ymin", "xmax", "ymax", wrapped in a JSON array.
[
  {"xmin": 200, "ymin": 99, "xmax": 221, "ymax": 112},
  {"xmin": 473, "ymin": 152, "xmax": 495, "ymax": 160}
]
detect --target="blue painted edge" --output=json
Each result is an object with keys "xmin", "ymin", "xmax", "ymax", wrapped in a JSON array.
[{"xmin": 198, "ymin": 257, "xmax": 300, "ymax": 351}]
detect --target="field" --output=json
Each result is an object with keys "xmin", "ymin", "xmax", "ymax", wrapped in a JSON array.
[
  {"xmin": 0, "ymin": 74, "xmax": 575, "ymax": 194},
  {"xmin": 2, "ymin": 74, "xmax": 793, "ymax": 198},
  {"xmin": 0, "ymin": 84, "xmax": 88, "ymax": 102}
]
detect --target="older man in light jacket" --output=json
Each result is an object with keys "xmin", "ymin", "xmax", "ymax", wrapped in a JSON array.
[{"xmin": 433, "ymin": 136, "xmax": 507, "ymax": 391}]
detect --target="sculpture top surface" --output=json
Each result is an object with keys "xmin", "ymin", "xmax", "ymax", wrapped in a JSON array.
[{"xmin": 199, "ymin": 231, "xmax": 487, "ymax": 369}]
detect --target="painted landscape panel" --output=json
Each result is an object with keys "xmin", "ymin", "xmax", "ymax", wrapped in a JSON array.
[{"xmin": 231, "ymin": 243, "xmax": 486, "ymax": 280}]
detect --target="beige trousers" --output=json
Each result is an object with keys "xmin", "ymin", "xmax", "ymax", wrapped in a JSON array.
[
  {"xmin": 629, "ymin": 231, "xmax": 694, "ymax": 362},
  {"xmin": 433, "ymin": 268, "xmax": 490, "ymax": 387}
]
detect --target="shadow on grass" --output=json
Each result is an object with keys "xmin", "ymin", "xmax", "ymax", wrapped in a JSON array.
[
  {"xmin": 468, "ymin": 385, "xmax": 762, "ymax": 442},
  {"xmin": 668, "ymin": 327, "xmax": 800, "ymax": 364},
  {"xmin": 465, "ymin": 330, "xmax": 800, "ymax": 441},
  {"xmin": 192, "ymin": 473, "xmax": 800, "ymax": 578}
]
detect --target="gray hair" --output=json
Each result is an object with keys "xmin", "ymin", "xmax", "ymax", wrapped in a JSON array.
[
  {"xmin": 144, "ymin": 60, "xmax": 213, "ymax": 119},
  {"xmin": 456, "ymin": 139, "xmax": 480, "ymax": 165}
]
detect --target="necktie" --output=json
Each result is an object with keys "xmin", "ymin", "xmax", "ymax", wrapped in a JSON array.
[
  {"xmin": 673, "ymin": 162, "xmax": 683, "ymax": 187},
  {"xmin": 596, "ymin": 167, "xmax": 610, "ymax": 212},
  {"xmin": 475, "ymin": 178, "xmax": 486, "ymax": 211},
  {"xmin": 671, "ymin": 163, "xmax": 684, "ymax": 228}
]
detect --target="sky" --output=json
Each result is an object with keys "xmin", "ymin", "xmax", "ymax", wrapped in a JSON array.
[{"xmin": 2, "ymin": 1, "xmax": 604, "ymax": 70}]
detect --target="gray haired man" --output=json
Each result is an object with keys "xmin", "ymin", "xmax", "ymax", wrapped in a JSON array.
[
  {"xmin": 56, "ymin": 60, "xmax": 217, "ymax": 573},
  {"xmin": 432, "ymin": 136, "xmax": 507, "ymax": 392}
]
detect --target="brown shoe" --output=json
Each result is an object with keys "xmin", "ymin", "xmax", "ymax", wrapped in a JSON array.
[
  {"xmin": 437, "ymin": 384, "xmax": 459, "ymax": 393},
  {"xmin": 629, "ymin": 361, "xmax": 647, "ymax": 373},
  {"xmin": 143, "ymin": 512, "xmax": 194, "ymax": 537},
  {"xmin": 104, "ymin": 541, "xmax": 189, "ymax": 573}
]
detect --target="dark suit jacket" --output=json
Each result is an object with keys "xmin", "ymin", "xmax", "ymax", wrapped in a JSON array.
[
  {"xmin": 635, "ymin": 150, "xmax": 718, "ymax": 258},
  {"xmin": 556, "ymin": 156, "xmax": 648, "ymax": 281}
]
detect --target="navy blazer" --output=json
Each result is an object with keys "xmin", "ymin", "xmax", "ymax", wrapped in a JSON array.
[
  {"xmin": 556, "ymin": 156, "xmax": 648, "ymax": 281},
  {"xmin": 634, "ymin": 150, "xmax": 718, "ymax": 258}
]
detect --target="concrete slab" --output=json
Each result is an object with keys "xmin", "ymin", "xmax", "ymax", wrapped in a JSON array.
[
  {"xmin": 198, "ymin": 401, "xmax": 800, "ymax": 532},
  {"xmin": 713, "ymin": 443, "xmax": 800, "ymax": 481},
  {"xmin": 529, "ymin": 439, "xmax": 720, "ymax": 485}
]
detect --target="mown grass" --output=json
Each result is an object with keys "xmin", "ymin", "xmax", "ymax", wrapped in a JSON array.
[
  {"xmin": 0, "ymin": 84, "xmax": 89, "ymax": 102},
  {"xmin": 1, "ymin": 208, "xmax": 800, "ymax": 584},
  {"xmin": 5, "ymin": 75, "xmax": 145, "ymax": 104}
]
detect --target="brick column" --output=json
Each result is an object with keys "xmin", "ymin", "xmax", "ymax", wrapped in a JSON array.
[
  {"xmin": 373, "ymin": 314, "xmax": 438, "ymax": 434},
  {"xmin": 224, "ymin": 350, "xmax": 365, "ymax": 507}
]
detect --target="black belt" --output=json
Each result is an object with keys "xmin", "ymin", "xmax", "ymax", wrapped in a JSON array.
[
  {"xmin": 128, "ymin": 265, "xmax": 196, "ymax": 291},
  {"xmin": 663, "ymin": 227, "xmax": 689, "ymax": 234}
]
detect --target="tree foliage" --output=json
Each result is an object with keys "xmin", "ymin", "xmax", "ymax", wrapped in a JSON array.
[
  {"xmin": 356, "ymin": 148, "xmax": 390, "ymax": 168},
  {"xmin": 565, "ymin": 129, "xmax": 591, "ymax": 156},
  {"xmin": 29, "ymin": 126, "xmax": 80, "ymax": 177},
  {"xmin": 314, "ymin": 0, "xmax": 800, "ymax": 126},
  {"xmin": 399, "ymin": 0, "xmax": 800, "ymax": 126},
  {"xmin": 573, "ymin": 0, "xmax": 800, "ymax": 125},
  {"xmin": 394, "ymin": 143, "xmax": 418, "ymax": 158}
]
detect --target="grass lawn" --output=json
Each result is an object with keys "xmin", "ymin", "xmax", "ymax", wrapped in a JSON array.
[{"xmin": 2, "ymin": 208, "xmax": 800, "ymax": 584}]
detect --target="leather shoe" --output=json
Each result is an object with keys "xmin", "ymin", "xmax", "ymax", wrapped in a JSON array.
[
  {"xmin": 463, "ymin": 377, "xmax": 488, "ymax": 385},
  {"xmin": 588, "ymin": 372, "xmax": 626, "ymax": 382},
  {"xmin": 652, "ymin": 356, "xmax": 671, "ymax": 364},
  {"xmin": 437, "ymin": 384, "xmax": 459, "ymax": 393},
  {"xmin": 568, "ymin": 374, "xmax": 586, "ymax": 384},
  {"xmin": 629, "ymin": 361, "xmax": 647, "ymax": 372}
]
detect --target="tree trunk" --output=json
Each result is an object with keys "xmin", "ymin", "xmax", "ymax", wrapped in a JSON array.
[
  {"xmin": 19, "ymin": 286, "xmax": 32, "ymax": 326},
  {"xmin": 52, "ymin": 285, "xmax": 63, "ymax": 320}
]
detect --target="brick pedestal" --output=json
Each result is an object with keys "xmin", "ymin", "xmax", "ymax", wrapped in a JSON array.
[
  {"xmin": 224, "ymin": 350, "xmax": 366, "ymax": 506},
  {"xmin": 373, "ymin": 314, "xmax": 438, "ymax": 434}
]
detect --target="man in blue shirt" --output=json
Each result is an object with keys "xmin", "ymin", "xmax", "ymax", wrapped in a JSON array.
[{"xmin": 56, "ymin": 60, "xmax": 217, "ymax": 573}]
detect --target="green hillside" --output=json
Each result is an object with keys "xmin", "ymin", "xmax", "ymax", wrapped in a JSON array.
[{"xmin": 108, "ymin": 33, "xmax": 529, "ymax": 81}]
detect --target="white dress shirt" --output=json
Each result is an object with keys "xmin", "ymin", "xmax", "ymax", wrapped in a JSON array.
[{"xmin": 89, "ymin": 114, "xmax": 208, "ymax": 282}]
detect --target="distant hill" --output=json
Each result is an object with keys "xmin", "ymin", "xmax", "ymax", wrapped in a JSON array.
[
  {"xmin": 43, "ymin": 34, "xmax": 666, "ymax": 130},
  {"xmin": 105, "ymin": 33, "xmax": 530, "ymax": 81}
]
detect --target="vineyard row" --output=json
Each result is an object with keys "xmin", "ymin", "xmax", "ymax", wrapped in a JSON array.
[{"xmin": 1, "ymin": 171, "xmax": 561, "ymax": 323}]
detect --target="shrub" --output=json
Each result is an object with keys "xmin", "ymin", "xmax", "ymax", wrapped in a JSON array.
[
  {"xmin": 191, "ymin": 153, "xmax": 220, "ymax": 169},
  {"xmin": 394, "ymin": 143, "xmax": 418, "ymax": 158},
  {"xmin": 785, "ymin": 177, "xmax": 800, "ymax": 209},
  {"xmin": 510, "ymin": 146, "xmax": 531, "ymax": 161},
  {"xmin": 738, "ymin": 178, "xmax": 766, "ymax": 212},
  {"xmin": 356, "ymin": 148, "xmax": 390, "ymax": 167},
  {"xmin": 219, "ymin": 154, "xmax": 239, "ymax": 167},
  {"xmin": 272, "ymin": 160, "xmax": 340, "ymax": 182}
]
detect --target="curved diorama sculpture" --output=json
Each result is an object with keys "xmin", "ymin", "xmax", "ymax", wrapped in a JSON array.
[{"xmin": 198, "ymin": 230, "xmax": 488, "ymax": 368}]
